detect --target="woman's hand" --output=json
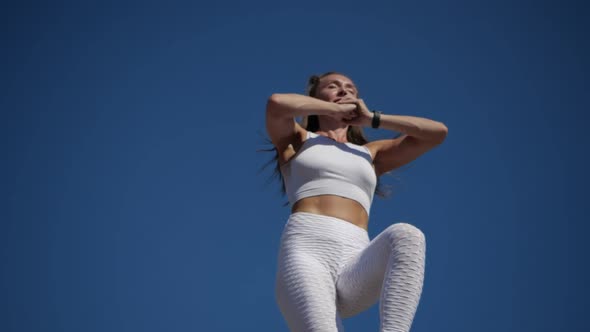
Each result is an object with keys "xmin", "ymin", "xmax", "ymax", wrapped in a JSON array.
[
  {"xmin": 326, "ymin": 102, "xmax": 357, "ymax": 122},
  {"xmin": 337, "ymin": 98, "xmax": 373, "ymax": 127}
]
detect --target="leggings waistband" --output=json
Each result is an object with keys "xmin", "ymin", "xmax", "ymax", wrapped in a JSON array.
[{"xmin": 282, "ymin": 212, "xmax": 369, "ymax": 246}]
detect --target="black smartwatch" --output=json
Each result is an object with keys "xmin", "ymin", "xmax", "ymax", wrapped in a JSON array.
[{"xmin": 371, "ymin": 111, "xmax": 382, "ymax": 128}]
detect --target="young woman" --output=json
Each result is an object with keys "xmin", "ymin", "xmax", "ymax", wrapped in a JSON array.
[{"xmin": 266, "ymin": 72, "xmax": 448, "ymax": 332}]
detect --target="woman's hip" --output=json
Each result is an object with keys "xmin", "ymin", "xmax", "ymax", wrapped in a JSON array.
[{"xmin": 277, "ymin": 212, "xmax": 370, "ymax": 271}]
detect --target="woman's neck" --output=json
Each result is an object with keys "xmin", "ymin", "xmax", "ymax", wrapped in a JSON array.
[{"xmin": 315, "ymin": 115, "xmax": 349, "ymax": 142}]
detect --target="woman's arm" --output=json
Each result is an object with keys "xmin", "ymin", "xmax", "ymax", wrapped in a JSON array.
[
  {"xmin": 374, "ymin": 114, "xmax": 448, "ymax": 143},
  {"xmin": 265, "ymin": 93, "xmax": 355, "ymax": 148},
  {"xmin": 370, "ymin": 115, "xmax": 448, "ymax": 176},
  {"xmin": 342, "ymin": 99, "xmax": 448, "ymax": 175}
]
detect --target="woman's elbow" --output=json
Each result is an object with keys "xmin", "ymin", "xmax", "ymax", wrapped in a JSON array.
[
  {"xmin": 267, "ymin": 93, "xmax": 287, "ymax": 107},
  {"xmin": 433, "ymin": 122, "xmax": 448, "ymax": 144},
  {"xmin": 266, "ymin": 93, "xmax": 284, "ymax": 115}
]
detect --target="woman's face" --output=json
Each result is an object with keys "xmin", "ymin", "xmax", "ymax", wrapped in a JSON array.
[{"xmin": 314, "ymin": 74, "xmax": 358, "ymax": 103}]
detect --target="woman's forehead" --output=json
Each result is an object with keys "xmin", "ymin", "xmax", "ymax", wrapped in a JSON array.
[{"xmin": 320, "ymin": 74, "xmax": 355, "ymax": 85}]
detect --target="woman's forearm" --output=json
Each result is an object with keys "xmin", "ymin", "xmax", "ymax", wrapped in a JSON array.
[
  {"xmin": 377, "ymin": 114, "xmax": 448, "ymax": 143},
  {"xmin": 267, "ymin": 93, "xmax": 339, "ymax": 119}
]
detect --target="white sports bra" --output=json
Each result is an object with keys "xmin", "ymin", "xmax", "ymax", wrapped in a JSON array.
[{"xmin": 280, "ymin": 131, "xmax": 377, "ymax": 216}]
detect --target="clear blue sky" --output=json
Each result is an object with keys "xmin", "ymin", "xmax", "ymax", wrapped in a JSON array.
[{"xmin": 2, "ymin": 1, "xmax": 588, "ymax": 331}]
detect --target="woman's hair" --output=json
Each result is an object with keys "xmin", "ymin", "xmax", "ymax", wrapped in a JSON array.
[{"xmin": 260, "ymin": 72, "xmax": 390, "ymax": 201}]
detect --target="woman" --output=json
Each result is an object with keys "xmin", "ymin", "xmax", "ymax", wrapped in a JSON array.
[{"xmin": 266, "ymin": 72, "xmax": 448, "ymax": 332}]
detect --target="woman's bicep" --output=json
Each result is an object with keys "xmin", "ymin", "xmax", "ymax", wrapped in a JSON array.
[
  {"xmin": 371, "ymin": 135, "xmax": 441, "ymax": 176},
  {"xmin": 265, "ymin": 95, "xmax": 304, "ymax": 150}
]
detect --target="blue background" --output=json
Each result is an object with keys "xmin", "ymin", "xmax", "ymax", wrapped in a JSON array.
[{"xmin": 2, "ymin": 0, "xmax": 588, "ymax": 331}]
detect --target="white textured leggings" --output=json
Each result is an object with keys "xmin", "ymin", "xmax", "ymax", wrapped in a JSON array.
[{"xmin": 275, "ymin": 212, "xmax": 426, "ymax": 332}]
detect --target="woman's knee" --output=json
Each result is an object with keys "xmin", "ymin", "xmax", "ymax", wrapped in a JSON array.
[{"xmin": 385, "ymin": 222, "xmax": 426, "ymax": 246}]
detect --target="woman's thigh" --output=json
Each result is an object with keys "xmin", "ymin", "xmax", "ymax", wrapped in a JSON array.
[
  {"xmin": 336, "ymin": 223, "xmax": 426, "ymax": 318},
  {"xmin": 336, "ymin": 228, "xmax": 392, "ymax": 317},
  {"xmin": 276, "ymin": 254, "xmax": 343, "ymax": 332}
]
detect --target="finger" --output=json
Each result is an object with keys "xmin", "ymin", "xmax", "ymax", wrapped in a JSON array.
[
  {"xmin": 357, "ymin": 99, "xmax": 370, "ymax": 111},
  {"xmin": 340, "ymin": 104, "xmax": 357, "ymax": 112}
]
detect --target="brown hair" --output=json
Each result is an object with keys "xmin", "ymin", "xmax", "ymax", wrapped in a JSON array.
[{"xmin": 260, "ymin": 72, "xmax": 389, "ymax": 201}]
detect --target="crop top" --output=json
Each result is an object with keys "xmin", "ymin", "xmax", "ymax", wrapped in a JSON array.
[{"xmin": 280, "ymin": 131, "xmax": 377, "ymax": 216}]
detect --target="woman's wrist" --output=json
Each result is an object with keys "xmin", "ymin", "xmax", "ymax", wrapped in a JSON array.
[
  {"xmin": 371, "ymin": 111, "xmax": 382, "ymax": 128},
  {"xmin": 357, "ymin": 111, "xmax": 380, "ymax": 128}
]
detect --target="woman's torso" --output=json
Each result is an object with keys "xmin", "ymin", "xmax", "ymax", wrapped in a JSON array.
[
  {"xmin": 280, "ymin": 130, "xmax": 376, "ymax": 231},
  {"xmin": 291, "ymin": 195, "xmax": 369, "ymax": 230}
]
